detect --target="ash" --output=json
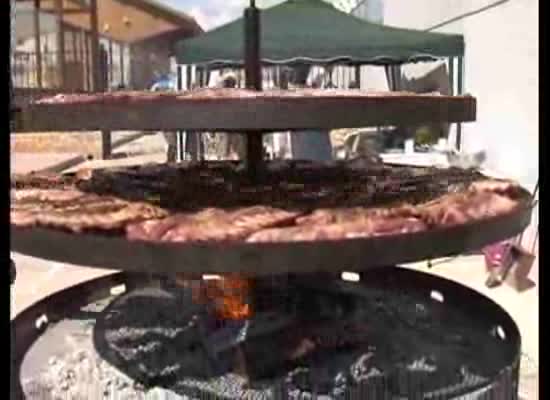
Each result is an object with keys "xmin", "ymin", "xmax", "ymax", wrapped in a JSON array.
[{"xmin": 21, "ymin": 280, "xmax": 509, "ymax": 400}]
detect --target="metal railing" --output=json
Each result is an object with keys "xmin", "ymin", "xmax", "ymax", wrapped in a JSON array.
[
  {"xmin": 11, "ymin": 50, "xmax": 91, "ymax": 90},
  {"xmin": 11, "ymin": 49, "xmax": 131, "ymax": 91}
]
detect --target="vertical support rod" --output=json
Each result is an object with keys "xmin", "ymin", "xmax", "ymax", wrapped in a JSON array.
[
  {"xmin": 196, "ymin": 66, "xmax": 203, "ymax": 87},
  {"xmin": 78, "ymin": 29, "xmax": 85, "ymax": 89},
  {"xmin": 119, "ymin": 42, "xmax": 125, "ymax": 87},
  {"xmin": 177, "ymin": 65, "xmax": 184, "ymax": 161},
  {"xmin": 244, "ymin": 1, "xmax": 263, "ymax": 176},
  {"xmin": 195, "ymin": 65, "xmax": 204, "ymax": 160},
  {"xmin": 448, "ymin": 57, "xmax": 455, "ymax": 150},
  {"xmin": 108, "ymin": 39, "xmax": 114, "ymax": 89},
  {"xmin": 186, "ymin": 64, "xmax": 192, "ymax": 90},
  {"xmin": 100, "ymin": 41, "xmax": 111, "ymax": 158},
  {"xmin": 55, "ymin": 0, "xmax": 65, "ymax": 89},
  {"xmin": 392, "ymin": 66, "xmax": 401, "ymax": 91},
  {"xmin": 384, "ymin": 65, "xmax": 393, "ymax": 91},
  {"xmin": 72, "ymin": 29, "xmax": 78, "ymax": 63},
  {"xmin": 89, "ymin": 0, "xmax": 110, "ymax": 158},
  {"xmin": 448, "ymin": 57, "xmax": 455, "ymax": 96},
  {"xmin": 456, "ymin": 55, "xmax": 464, "ymax": 151},
  {"xmin": 185, "ymin": 65, "xmax": 199, "ymax": 161},
  {"xmin": 89, "ymin": 0, "xmax": 100, "ymax": 92},
  {"xmin": 184, "ymin": 64, "xmax": 191, "ymax": 157},
  {"xmin": 102, "ymin": 131, "xmax": 112, "ymax": 160},
  {"xmin": 354, "ymin": 65, "xmax": 361, "ymax": 89},
  {"xmin": 33, "ymin": 0, "xmax": 43, "ymax": 88},
  {"xmin": 84, "ymin": 31, "xmax": 90, "ymax": 90}
]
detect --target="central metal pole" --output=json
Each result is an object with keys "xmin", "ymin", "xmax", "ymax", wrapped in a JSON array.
[
  {"xmin": 33, "ymin": 0, "xmax": 43, "ymax": 88},
  {"xmin": 89, "ymin": 0, "xmax": 100, "ymax": 91},
  {"xmin": 55, "ymin": 0, "xmax": 66, "ymax": 89},
  {"xmin": 244, "ymin": 0, "xmax": 263, "ymax": 179}
]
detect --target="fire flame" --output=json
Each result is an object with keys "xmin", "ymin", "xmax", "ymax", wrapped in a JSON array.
[{"xmin": 176, "ymin": 273, "xmax": 252, "ymax": 320}]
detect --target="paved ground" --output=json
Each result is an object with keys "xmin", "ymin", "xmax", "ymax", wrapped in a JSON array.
[{"xmin": 11, "ymin": 152, "xmax": 83, "ymax": 174}]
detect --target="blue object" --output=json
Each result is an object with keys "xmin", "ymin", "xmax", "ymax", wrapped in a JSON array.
[
  {"xmin": 150, "ymin": 75, "xmax": 176, "ymax": 91},
  {"xmin": 290, "ymin": 130, "xmax": 333, "ymax": 161}
]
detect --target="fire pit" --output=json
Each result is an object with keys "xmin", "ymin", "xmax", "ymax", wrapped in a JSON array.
[
  {"xmin": 10, "ymin": 3, "xmax": 530, "ymax": 399},
  {"xmin": 14, "ymin": 268, "xmax": 520, "ymax": 399}
]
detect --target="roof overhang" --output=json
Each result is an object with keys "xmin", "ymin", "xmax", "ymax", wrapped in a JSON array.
[{"xmin": 16, "ymin": 0, "xmax": 203, "ymax": 43}]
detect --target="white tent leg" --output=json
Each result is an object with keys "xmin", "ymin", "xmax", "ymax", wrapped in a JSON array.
[{"xmin": 456, "ymin": 55, "xmax": 464, "ymax": 150}]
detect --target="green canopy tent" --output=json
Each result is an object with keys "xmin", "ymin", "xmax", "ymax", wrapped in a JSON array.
[
  {"xmin": 173, "ymin": 0, "xmax": 466, "ymax": 157},
  {"xmin": 174, "ymin": 0, "xmax": 466, "ymax": 116},
  {"xmin": 175, "ymin": 0, "xmax": 463, "ymax": 68}
]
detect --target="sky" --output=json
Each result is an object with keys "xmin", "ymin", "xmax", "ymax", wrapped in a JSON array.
[
  {"xmin": 158, "ymin": 0, "xmax": 358, "ymax": 30},
  {"xmin": 158, "ymin": 0, "xmax": 286, "ymax": 30}
]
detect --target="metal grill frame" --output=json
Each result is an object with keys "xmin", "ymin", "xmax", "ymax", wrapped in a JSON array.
[{"xmin": 11, "ymin": 268, "xmax": 522, "ymax": 400}]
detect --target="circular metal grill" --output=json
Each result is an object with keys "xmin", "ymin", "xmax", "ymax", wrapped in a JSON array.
[{"xmin": 13, "ymin": 268, "xmax": 521, "ymax": 399}]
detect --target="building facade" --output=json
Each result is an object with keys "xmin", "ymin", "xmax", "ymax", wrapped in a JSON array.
[
  {"xmin": 13, "ymin": 0, "xmax": 201, "ymax": 92},
  {"xmin": 354, "ymin": 0, "xmax": 538, "ymax": 192}
]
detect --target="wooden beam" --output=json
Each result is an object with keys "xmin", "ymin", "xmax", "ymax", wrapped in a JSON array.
[
  {"xmin": 33, "ymin": 0, "xmax": 43, "ymax": 88},
  {"xmin": 16, "ymin": 94, "xmax": 477, "ymax": 133},
  {"xmin": 39, "ymin": 8, "xmax": 90, "ymax": 15},
  {"xmin": 55, "ymin": 0, "xmax": 66, "ymax": 89},
  {"xmin": 89, "ymin": 0, "xmax": 100, "ymax": 91}
]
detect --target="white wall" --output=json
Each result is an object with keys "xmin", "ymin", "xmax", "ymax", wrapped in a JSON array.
[{"xmin": 379, "ymin": 0, "xmax": 538, "ymax": 191}]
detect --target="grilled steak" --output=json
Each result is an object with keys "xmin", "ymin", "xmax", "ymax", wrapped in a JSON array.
[
  {"xmin": 247, "ymin": 216, "xmax": 427, "ymax": 243},
  {"xmin": 11, "ymin": 189, "xmax": 167, "ymax": 232},
  {"xmin": 127, "ymin": 206, "xmax": 301, "ymax": 243},
  {"xmin": 11, "ymin": 164, "xmax": 527, "ymax": 245}
]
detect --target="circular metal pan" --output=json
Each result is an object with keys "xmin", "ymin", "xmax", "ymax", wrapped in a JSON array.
[
  {"xmin": 11, "ymin": 205, "xmax": 532, "ymax": 277},
  {"xmin": 12, "ymin": 268, "xmax": 521, "ymax": 400},
  {"xmin": 15, "ymin": 94, "xmax": 475, "ymax": 132}
]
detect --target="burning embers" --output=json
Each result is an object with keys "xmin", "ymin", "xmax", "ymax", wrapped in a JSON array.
[{"xmin": 176, "ymin": 273, "xmax": 253, "ymax": 320}]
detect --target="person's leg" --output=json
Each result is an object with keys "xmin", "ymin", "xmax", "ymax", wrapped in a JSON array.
[
  {"xmin": 227, "ymin": 134, "xmax": 246, "ymax": 160},
  {"xmin": 163, "ymin": 132, "xmax": 177, "ymax": 162},
  {"xmin": 236, "ymin": 134, "xmax": 247, "ymax": 160},
  {"xmin": 167, "ymin": 144, "xmax": 177, "ymax": 162}
]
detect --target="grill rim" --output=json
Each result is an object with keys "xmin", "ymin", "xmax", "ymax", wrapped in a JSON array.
[
  {"xmin": 12, "ymin": 268, "xmax": 521, "ymax": 400},
  {"xmin": 10, "ymin": 200, "xmax": 532, "ymax": 277}
]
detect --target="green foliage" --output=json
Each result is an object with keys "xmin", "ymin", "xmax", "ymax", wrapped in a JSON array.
[{"xmin": 415, "ymin": 126, "xmax": 439, "ymax": 145}]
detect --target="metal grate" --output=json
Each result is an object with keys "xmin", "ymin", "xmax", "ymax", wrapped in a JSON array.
[{"xmin": 16, "ymin": 269, "xmax": 521, "ymax": 400}]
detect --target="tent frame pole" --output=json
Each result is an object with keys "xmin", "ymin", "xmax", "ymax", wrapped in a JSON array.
[
  {"xmin": 177, "ymin": 64, "xmax": 184, "ymax": 162},
  {"xmin": 456, "ymin": 55, "xmax": 464, "ymax": 151},
  {"xmin": 354, "ymin": 65, "xmax": 361, "ymax": 89},
  {"xmin": 184, "ymin": 65, "xmax": 193, "ymax": 160},
  {"xmin": 448, "ymin": 57, "xmax": 455, "ymax": 149},
  {"xmin": 448, "ymin": 57, "xmax": 455, "ymax": 96}
]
